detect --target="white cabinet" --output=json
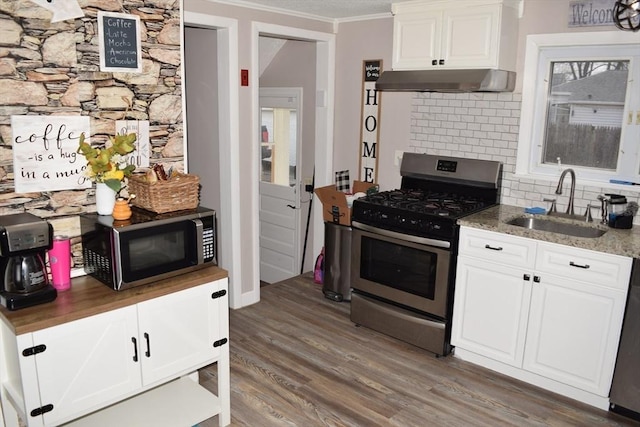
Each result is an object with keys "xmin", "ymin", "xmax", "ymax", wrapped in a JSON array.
[
  {"xmin": 18, "ymin": 307, "xmax": 141, "ymax": 426},
  {"xmin": 523, "ymin": 274, "xmax": 626, "ymax": 396},
  {"xmin": 453, "ymin": 256, "xmax": 531, "ymax": 367},
  {"xmin": 1, "ymin": 276, "xmax": 229, "ymax": 427},
  {"xmin": 136, "ymin": 283, "xmax": 223, "ymax": 386},
  {"xmin": 391, "ymin": 0, "xmax": 519, "ymax": 71},
  {"xmin": 452, "ymin": 226, "xmax": 631, "ymax": 409}
]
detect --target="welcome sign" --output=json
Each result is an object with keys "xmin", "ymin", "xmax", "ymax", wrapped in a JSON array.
[
  {"xmin": 11, "ymin": 115, "xmax": 91, "ymax": 192},
  {"xmin": 358, "ymin": 60, "xmax": 382, "ymax": 184},
  {"xmin": 568, "ymin": 0, "xmax": 636, "ymax": 27}
]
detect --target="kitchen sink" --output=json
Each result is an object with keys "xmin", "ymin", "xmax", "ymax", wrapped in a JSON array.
[{"xmin": 506, "ymin": 217, "xmax": 607, "ymax": 238}]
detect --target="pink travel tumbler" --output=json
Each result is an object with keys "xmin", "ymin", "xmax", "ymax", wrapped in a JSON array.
[{"xmin": 49, "ymin": 236, "xmax": 71, "ymax": 291}]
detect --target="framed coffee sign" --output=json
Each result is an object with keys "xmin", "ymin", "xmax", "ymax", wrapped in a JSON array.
[
  {"xmin": 11, "ymin": 115, "xmax": 91, "ymax": 193},
  {"xmin": 98, "ymin": 11, "xmax": 142, "ymax": 73},
  {"xmin": 358, "ymin": 60, "xmax": 382, "ymax": 184}
]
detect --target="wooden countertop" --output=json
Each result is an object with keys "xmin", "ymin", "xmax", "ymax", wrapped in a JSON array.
[{"xmin": 0, "ymin": 265, "xmax": 228, "ymax": 335}]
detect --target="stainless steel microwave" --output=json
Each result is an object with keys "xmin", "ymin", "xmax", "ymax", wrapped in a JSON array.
[{"xmin": 80, "ymin": 207, "xmax": 216, "ymax": 290}]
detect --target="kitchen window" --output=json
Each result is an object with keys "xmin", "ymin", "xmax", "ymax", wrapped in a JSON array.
[{"xmin": 516, "ymin": 32, "xmax": 640, "ymax": 186}]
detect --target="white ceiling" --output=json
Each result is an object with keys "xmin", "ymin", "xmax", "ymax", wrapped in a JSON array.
[{"xmin": 215, "ymin": 0, "xmax": 411, "ymax": 19}]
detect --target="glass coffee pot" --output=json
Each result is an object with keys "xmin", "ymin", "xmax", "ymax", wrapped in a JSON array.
[{"xmin": 3, "ymin": 252, "xmax": 48, "ymax": 294}]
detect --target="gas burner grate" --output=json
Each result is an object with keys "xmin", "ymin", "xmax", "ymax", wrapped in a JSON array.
[{"xmin": 360, "ymin": 189, "xmax": 488, "ymax": 218}]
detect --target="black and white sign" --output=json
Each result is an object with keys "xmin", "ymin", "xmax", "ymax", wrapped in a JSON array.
[
  {"xmin": 11, "ymin": 116, "xmax": 91, "ymax": 192},
  {"xmin": 568, "ymin": 0, "xmax": 627, "ymax": 27},
  {"xmin": 98, "ymin": 11, "xmax": 142, "ymax": 73},
  {"xmin": 115, "ymin": 120, "xmax": 150, "ymax": 169},
  {"xmin": 359, "ymin": 60, "xmax": 382, "ymax": 183}
]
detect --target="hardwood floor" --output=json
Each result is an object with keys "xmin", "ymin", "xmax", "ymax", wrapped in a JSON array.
[{"xmin": 198, "ymin": 274, "xmax": 639, "ymax": 427}]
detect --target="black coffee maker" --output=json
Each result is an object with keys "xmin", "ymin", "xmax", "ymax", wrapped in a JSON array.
[{"xmin": 0, "ymin": 213, "xmax": 57, "ymax": 310}]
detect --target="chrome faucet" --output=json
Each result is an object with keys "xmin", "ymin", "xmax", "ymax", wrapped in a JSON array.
[{"xmin": 555, "ymin": 168, "xmax": 576, "ymax": 216}]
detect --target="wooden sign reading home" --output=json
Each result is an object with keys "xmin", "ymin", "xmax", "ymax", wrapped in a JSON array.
[
  {"xmin": 98, "ymin": 11, "xmax": 142, "ymax": 73},
  {"xmin": 11, "ymin": 115, "xmax": 91, "ymax": 193},
  {"xmin": 358, "ymin": 60, "xmax": 382, "ymax": 184}
]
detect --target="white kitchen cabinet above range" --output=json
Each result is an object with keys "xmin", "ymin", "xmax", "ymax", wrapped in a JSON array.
[
  {"xmin": 452, "ymin": 226, "xmax": 631, "ymax": 410},
  {"xmin": 391, "ymin": 0, "xmax": 521, "ymax": 71}
]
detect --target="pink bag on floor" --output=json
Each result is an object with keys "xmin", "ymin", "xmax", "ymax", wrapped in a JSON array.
[{"xmin": 313, "ymin": 247, "xmax": 324, "ymax": 284}]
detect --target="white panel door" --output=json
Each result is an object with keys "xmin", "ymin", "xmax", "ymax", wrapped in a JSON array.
[
  {"xmin": 442, "ymin": 5, "xmax": 498, "ymax": 68},
  {"xmin": 30, "ymin": 306, "xmax": 141, "ymax": 426},
  {"xmin": 523, "ymin": 275, "xmax": 626, "ymax": 395},
  {"xmin": 137, "ymin": 282, "xmax": 221, "ymax": 386},
  {"xmin": 451, "ymin": 256, "xmax": 532, "ymax": 367},
  {"xmin": 392, "ymin": 10, "xmax": 441, "ymax": 70},
  {"xmin": 259, "ymin": 87, "xmax": 302, "ymax": 284}
]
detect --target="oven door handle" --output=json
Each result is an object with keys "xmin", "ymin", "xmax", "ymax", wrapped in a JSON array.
[{"xmin": 352, "ymin": 221, "xmax": 451, "ymax": 249}]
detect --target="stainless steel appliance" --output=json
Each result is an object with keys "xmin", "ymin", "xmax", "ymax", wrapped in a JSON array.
[
  {"xmin": 323, "ymin": 222, "xmax": 352, "ymax": 302},
  {"xmin": 609, "ymin": 258, "xmax": 640, "ymax": 420},
  {"xmin": 0, "ymin": 213, "xmax": 57, "ymax": 310},
  {"xmin": 80, "ymin": 207, "xmax": 216, "ymax": 291},
  {"xmin": 350, "ymin": 153, "xmax": 501, "ymax": 356}
]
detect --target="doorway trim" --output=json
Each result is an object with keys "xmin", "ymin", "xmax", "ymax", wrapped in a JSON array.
[
  {"xmin": 251, "ymin": 22, "xmax": 335, "ymax": 292},
  {"xmin": 182, "ymin": 12, "xmax": 244, "ymax": 309}
]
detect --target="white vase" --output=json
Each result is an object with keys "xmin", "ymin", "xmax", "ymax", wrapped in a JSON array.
[{"xmin": 95, "ymin": 182, "xmax": 117, "ymax": 215}]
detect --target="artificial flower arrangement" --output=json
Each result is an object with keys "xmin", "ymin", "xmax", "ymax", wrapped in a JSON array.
[{"xmin": 77, "ymin": 132, "xmax": 137, "ymax": 193}]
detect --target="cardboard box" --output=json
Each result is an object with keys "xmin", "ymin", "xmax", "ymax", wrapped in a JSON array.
[{"xmin": 314, "ymin": 180, "xmax": 378, "ymax": 226}]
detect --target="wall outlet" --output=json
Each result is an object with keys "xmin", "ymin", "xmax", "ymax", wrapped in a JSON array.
[{"xmin": 394, "ymin": 150, "xmax": 404, "ymax": 167}]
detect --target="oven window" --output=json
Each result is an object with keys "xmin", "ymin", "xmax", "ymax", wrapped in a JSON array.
[{"xmin": 360, "ymin": 236, "xmax": 436, "ymax": 299}]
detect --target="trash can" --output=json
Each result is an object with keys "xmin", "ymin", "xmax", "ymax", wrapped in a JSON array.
[{"xmin": 323, "ymin": 222, "xmax": 352, "ymax": 302}]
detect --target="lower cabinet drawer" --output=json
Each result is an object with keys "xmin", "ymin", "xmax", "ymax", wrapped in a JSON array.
[
  {"xmin": 535, "ymin": 242, "xmax": 632, "ymax": 290},
  {"xmin": 459, "ymin": 226, "xmax": 536, "ymax": 269}
]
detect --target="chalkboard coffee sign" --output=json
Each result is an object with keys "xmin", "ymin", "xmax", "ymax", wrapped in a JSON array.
[{"xmin": 98, "ymin": 11, "xmax": 142, "ymax": 73}]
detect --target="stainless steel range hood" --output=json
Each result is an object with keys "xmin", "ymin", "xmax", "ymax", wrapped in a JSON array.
[{"xmin": 375, "ymin": 69, "xmax": 516, "ymax": 92}]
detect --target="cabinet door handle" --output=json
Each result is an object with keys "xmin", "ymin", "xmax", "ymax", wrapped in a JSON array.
[
  {"xmin": 432, "ymin": 59, "xmax": 437, "ymax": 66},
  {"xmin": 439, "ymin": 59, "xmax": 445, "ymax": 65},
  {"xmin": 569, "ymin": 261, "xmax": 590, "ymax": 269},
  {"xmin": 523, "ymin": 274, "xmax": 531, "ymax": 281},
  {"xmin": 144, "ymin": 332, "xmax": 151, "ymax": 358},
  {"xmin": 484, "ymin": 244, "xmax": 503, "ymax": 251},
  {"xmin": 131, "ymin": 337, "xmax": 138, "ymax": 362},
  {"xmin": 533, "ymin": 275, "xmax": 541, "ymax": 283}
]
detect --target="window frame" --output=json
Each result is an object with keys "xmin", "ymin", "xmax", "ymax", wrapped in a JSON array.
[{"xmin": 515, "ymin": 31, "xmax": 640, "ymax": 187}]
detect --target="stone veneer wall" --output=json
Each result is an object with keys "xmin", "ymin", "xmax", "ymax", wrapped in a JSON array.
[{"xmin": 0, "ymin": 0, "xmax": 183, "ymax": 268}]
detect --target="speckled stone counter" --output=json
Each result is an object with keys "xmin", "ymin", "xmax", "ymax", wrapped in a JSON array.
[{"xmin": 458, "ymin": 204, "xmax": 640, "ymax": 259}]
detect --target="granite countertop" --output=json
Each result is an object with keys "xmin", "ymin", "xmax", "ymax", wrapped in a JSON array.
[{"xmin": 458, "ymin": 204, "xmax": 640, "ymax": 259}]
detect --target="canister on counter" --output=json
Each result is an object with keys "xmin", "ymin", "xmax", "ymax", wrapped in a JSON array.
[{"xmin": 49, "ymin": 235, "xmax": 71, "ymax": 291}]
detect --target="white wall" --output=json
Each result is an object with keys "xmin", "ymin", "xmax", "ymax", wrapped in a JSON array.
[
  {"xmin": 184, "ymin": 26, "xmax": 222, "ymax": 236},
  {"xmin": 334, "ymin": 17, "xmax": 412, "ymax": 191}
]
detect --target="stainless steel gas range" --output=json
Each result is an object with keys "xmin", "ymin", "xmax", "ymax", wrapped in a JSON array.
[{"xmin": 350, "ymin": 153, "xmax": 502, "ymax": 356}]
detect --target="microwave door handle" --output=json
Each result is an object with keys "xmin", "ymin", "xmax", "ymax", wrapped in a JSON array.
[{"xmin": 193, "ymin": 218, "xmax": 204, "ymax": 264}]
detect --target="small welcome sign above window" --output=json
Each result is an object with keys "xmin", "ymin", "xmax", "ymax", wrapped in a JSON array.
[
  {"xmin": 568, "ymin": 0, "xmax": 624, "ymax": 27},
  {"xmin": 97, "ymin": 11, "xmax": 142, "ymax": 73}
]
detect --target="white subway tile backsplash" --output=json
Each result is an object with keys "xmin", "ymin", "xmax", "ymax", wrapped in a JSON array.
[
  {"xmin": 409, "ymin": 92, "xmax": 632, "ymax": 221},
  {"xmin": 408, "ymin": 91, "xmax": 637, "ymax": 225}
]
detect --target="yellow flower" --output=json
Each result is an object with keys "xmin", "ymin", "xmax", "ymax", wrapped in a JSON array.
[
  {"xmin": 103, "ymin": 169, "xmax": 125, "ymax": 181},
  {"xmin": 77, "ymin": 132, "xmax": 137, "ymax": 193}
]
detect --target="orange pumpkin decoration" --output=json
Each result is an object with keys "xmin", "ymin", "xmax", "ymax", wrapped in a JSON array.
[{"xmin": 112, "ymin": 199, "xmax": 132, "ymax": 221}]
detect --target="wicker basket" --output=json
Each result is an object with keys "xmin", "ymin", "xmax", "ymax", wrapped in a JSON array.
[{"xmin": 128, "ymin": 173, "xmax": 200, "ymax": 213}]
